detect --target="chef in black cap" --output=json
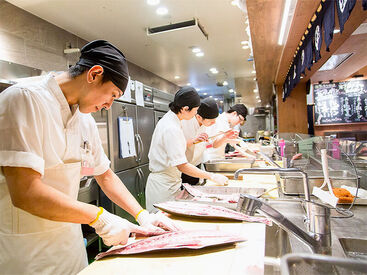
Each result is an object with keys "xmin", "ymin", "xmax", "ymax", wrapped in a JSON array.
[
  {"xmin": 205, "ymin": 104, "xmax": 248, "ymax": 160},
  {"xmin": 146, "ymin": 88, "xmax": 229, "ymax": 212},
  {"xmin": 180, "ymin": 97, "xmax": 219, "ymax": 185},
  {"xmin": 0, "ymin": 39, "xmax": 178, "ymax": 275}
]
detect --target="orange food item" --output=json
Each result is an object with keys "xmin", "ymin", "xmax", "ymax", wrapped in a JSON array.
[{"xmin": 332, "ymin": 188, "xmax": 354, "ymax": 204}]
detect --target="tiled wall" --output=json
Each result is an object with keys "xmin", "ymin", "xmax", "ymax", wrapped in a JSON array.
[{"xmin": 0, "ymin": 0, "xmax": 179, "ymax": 93}]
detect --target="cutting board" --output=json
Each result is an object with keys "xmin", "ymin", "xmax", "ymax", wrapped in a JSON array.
[{"xmin": 78, "ymin": 217, "xmax": 266, "ymax": 275}]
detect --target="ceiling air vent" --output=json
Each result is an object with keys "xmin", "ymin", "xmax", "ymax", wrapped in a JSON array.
[{"xmin": 147, "ymin": 18, "xmax": 208, "ymax": 40}]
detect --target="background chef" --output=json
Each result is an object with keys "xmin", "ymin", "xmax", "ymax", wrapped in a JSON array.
[
  {"xmin": 204, "ymin": 104, "xmax": 248, "ymax": 161},
  {"xmin": 145, "ymin": 87, "xmax": 229, "ymax": 212},
  {"xmin": 181, "ymin": 97, "xmax": 219, "ymax": 185},
  {"xmin": 0, "ymin": 39, "xmax": 178, "ymax": 275}
]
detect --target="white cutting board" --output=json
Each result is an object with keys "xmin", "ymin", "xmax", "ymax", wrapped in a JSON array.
[{"xmin": 78, "ymin": 218, "xmax": 266, "ymax": 275}]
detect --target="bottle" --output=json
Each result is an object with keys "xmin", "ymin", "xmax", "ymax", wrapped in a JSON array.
[{"xmin": 279, "ymin": 139, "xmax": 285, "ymax": 157}]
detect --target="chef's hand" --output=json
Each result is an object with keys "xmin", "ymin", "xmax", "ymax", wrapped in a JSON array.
[
  {"xmin": 210, "ymin": 173, "xmax": 229, "ymax": 186},
  {"xmin": 193, "ymin": 133, "xmax": 209, "ymax": 144},
  {"xmin": 89, "ymin": 208, "xmax": 150, "ymax": 246},
  {"xmin": 223, "ymin": 130, "xmax": 238, "ymax": 140},
  {"xmin": 136, "ymin": 210, "xmax": 181, "ymax": 231}
]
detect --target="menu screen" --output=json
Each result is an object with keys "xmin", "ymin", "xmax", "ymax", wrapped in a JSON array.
[{"xmin": 314, "ymin": 79, "xmax": 367, "ymax": 125}]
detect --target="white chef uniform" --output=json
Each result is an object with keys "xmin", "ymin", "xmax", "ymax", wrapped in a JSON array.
[
  {"xmin": 181, "ymin": 117, "xmax": 208, "ymax": 166},
  {"xmin": 204, "ymin": 112, "xmax": 232, "ymax": 160},
  {"xmin": 0, "ymin": 74, "xmax": 110, "ymax": 275},
  {"xmin": 145, "ymin": 110, "xmax": 187, "ymax": 212}
]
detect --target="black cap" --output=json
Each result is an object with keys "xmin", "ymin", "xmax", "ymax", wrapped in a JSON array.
[
  {"xmin": 76, "ymin": 40, "xmax": 129, "ymax": 92},
  {"xmin": 229, "ymin": 104, "xmax": 248, "ymax": 119},
  {"xmin": 197, "ymin": 98, "xmax": 219, "ymax": 119},
  {"xmin": 170, "ymin": 86, "xmax": 200, "ymax": 109}
]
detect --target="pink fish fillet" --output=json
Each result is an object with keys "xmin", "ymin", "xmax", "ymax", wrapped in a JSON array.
[
  {"xmin": 95, "ymin": 230, "xmax": 246, "ymax": 260},
  {"xmin": 183, "ymin": 183, "xmax": 240, "ymax": 203},
  {"xmin": 155, "ymin": 201, "xmax": 272, "ymax": 225}
]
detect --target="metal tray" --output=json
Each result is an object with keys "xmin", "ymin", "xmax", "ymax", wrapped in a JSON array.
[
  {"xmin": 279, "ymin": 170, "xmax": 359, "ymax": 195},
  {"xmin": 175, "ymin": 186, "xmax": 265, "ymax": 209},
  {"xmin": 204, "ymin": 158, "xmax": 254, "ymax": 172}
]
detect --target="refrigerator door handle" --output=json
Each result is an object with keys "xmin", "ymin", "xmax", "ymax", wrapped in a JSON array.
[
  {"xmin": 137, "ymin": 134, "xmax": 144, "ymax": 163},
  {"xmin": 134, "ymin": 134, "xmax": 141, "ymax": 163},
  {"xmin": 137, "ymin": 168, "xmax": 145, "ymax": 207}
]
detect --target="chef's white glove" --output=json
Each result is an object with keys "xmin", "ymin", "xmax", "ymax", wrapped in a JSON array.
[
  {"xmin": 89, "ymin": 207, "xmax": 150, "ymax": 246},
  {"xmin": 136, "ymin": 210, "xmax": 181, "ymax": 232},
  {"xmin": 210, "ymin": 173, "xmax": 229, "ymax": 186}
]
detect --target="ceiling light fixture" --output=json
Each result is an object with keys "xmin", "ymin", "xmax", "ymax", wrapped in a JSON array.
[
  {"xmin": 147, "ymin": 0, "xmax": 160, "ymax": 5},
  {"xmin": 187, "ymin": 82, "xmax": 191, "ymax": 86},
  {"xmin": 209, "ymin": 95, "xmax": 213, "ymax": 98},
  {"xmin": 196, "ymin": 52, "xmax": 204, "ymax": 57},
  {"xmin": 214, "ymin": 98, "xmax": 218, "ymax": 101},
  {"xmin": 220, "ymin": 100, "xmax": 223, "ymax": 103},
  {"xmin": 223, "ymin": 81, "xmax": 228, "ymax": 86},
  {"xmin": 203, "ymin": 93, "xmax": 208, "ymax": 95},
  {"xmin": 231, "ymin": 0, "xmax": 238, "ymax": 6},
  {"xmin": 251, "ymin": 70, "xmax": 256, "ymax": 74},
  {"xmin": 242, "ymin": 45, "xmax": 249, "ymax": 49},
  {"xmin": 229, "ymin": 89, "xmax": 234, "ymax": 93},
  {"xmin": 241, "ymin": 41, "xmax": 248, "ymax": 45},
  {"xmin": 258, "ymin": 100, "xmax": 261, "ymax": 102},
  {"xmin": 156, "ymin": 7, "xmax": 168, "ymax": 15},
  {"xmin": 174, "ymin": 76, "xmax": 180, "ymax": 79},
  {"xmin": 210, "ymin": 67, "xmax": 218, "ymax": 74},
  {"xmin": 192, "ymin": 47, "xmax": 201, "ymax": 53},
  {"xmin": 253, "ymin": 89, "xmax": 258, "ymax": 93},
  {"xmin": 196, "ymin": 88, "xmax": 201, "ymax": 91},
  {"xmin": 278, "ymin": 0, "xmax": 292, "ymax": 45}
]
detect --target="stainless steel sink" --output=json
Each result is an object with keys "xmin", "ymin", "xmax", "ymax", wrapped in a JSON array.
[
  {"xmin": 279, "ymin": 170, "xmax": 358, "ymax": 195},
  {"xmin": 281, "ymin": 253, "xmax": 367, "ymax": 275},
  {"xmin": 264, "ymin": 225, "xmax": 291, "ymax": 274},
  {"xmin": 339, "ymin": 238, "xmax": 367, "ymax": 260}
]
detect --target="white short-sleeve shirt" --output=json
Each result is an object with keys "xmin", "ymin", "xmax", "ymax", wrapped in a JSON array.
[
  {"xmin": 148, "ymin": 110, "xmax": 187, "ymax": 172},
  {"xmin": 181, "ymin": 117, "xmax": 207, "ymax": 166},
  {"xmin": 204, "ymin": 112, "xmax": 231, "ymax": 160},
  {"xmin": 0, "ymin": 74, "xmax": 110, "ymax": 177}
]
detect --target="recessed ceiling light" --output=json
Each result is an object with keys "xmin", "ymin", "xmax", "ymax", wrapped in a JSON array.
[
  {"xmin": 156, "ymin": 7, "xmax": 168, "ymax": 15},
  {"xmin": 241, "ymin": 41, "xmax": 248, "ymax": 45},
  {"xmin": 251, "ymin": 70, "xmax": 256, "ymax": 74},
  {"xmin": 196, "ymin": 52, "xmax": 204, "ymax": 57},
  {"xmin": 242, "ymin": 45, "xmax": 249, "ymax": 49},
  {"xmin": 196, "ymin": 88, "xmax": 201, "ymax": 91},
  {"xmin": 203, "ymin": 93, "xmax": 207, "ymax": 95},
  {"xmin": 210, "ymin": 67, "xmax": 218, "ymax": 74},
  {"xmin": 147, "ymin": 0, "xmax": 160, "ymax": 5},
  {"xmin": 223, "ymin": 81, "xmax": 228, "ymax": 86},
  {"xmin": 220, "ymin": 100, "xmax": 223, "ymax": 103},
  {"xmin": 174, "ymin": 76, "xmax": 180, "ymax": 79},
  {"xmin": 192, "ymin": 47, "xmax": 201, "ymax": 53},
  {"xmin": 256, "ymin": 96, "xmax": 259, "ymax": 99},
  {"xmin": 257, "ymin": 100, "xmax": 261, "ymax": 102},
  {"xmin": 229, "ymin": 89, "xmax": 234, "ymax": 93},
  {"xmin": 253, "ymin": 89, "xmax": 258, "ymax": 93},
  {"xmin": 253, "ymin": 77, "xmax": 256, "ymax": 81},
  {"xmin": 209, "ymin": 95, "xmax": 213, "ymax": 98},
  {"xmin": 231, "ymin": 0, "xmax": 238, "ymax": 6},
  {"xmin": 187, "ymin": 82, "xmax": 191, "ymax": 86},
  {"xmin": 214, "ymin": 98, "xmax": 218, "ymax": 101}
]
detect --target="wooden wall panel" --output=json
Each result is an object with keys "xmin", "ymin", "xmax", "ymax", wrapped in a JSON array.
[{"xmin": 276, "ymin": 82, "xmax": 308, "ymax": 133}]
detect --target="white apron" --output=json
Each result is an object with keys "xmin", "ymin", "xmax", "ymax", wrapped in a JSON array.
[
  {"xmin": 145, "ymin": 167, "xmax": 182, "ymax": 213},
  {"xmin": 0, "ymin": 162, "xmax": 87, "ymax": 275}
]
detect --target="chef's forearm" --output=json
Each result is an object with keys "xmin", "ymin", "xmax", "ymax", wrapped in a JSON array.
[
  {"xmin": 95, "ymin": 168, "xmax": 142, "ymax": 217},
  {"xmin": 213, "ymin": 136, "xmax": 228, "ymax": 148},
  {"xmin": 3, "ymin": 166, "xmax": 99, "ymax": 224},
  {"xmin": 177, "ymin": 163, "xmax": 212, "ymax": 179}
]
